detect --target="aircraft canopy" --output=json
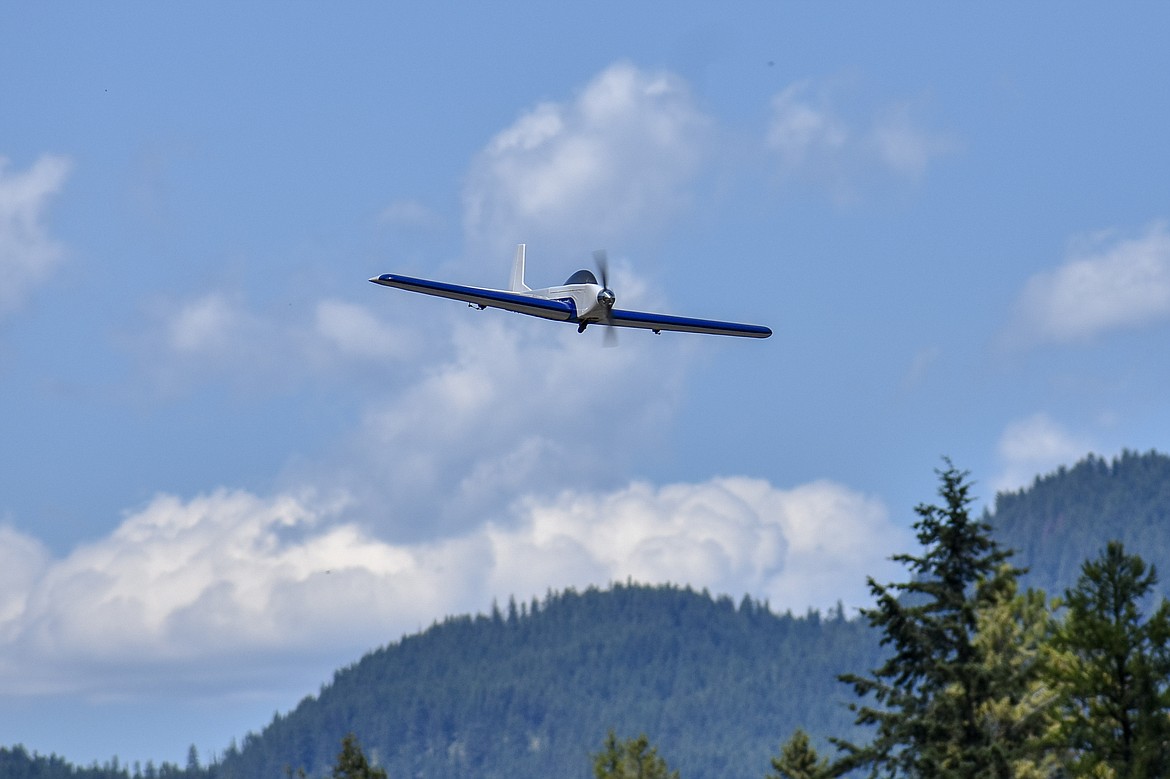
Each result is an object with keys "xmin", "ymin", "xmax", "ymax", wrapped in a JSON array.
[{"xmin": 563, "ymin": 269, "xmax": 598, "ymax": 285}]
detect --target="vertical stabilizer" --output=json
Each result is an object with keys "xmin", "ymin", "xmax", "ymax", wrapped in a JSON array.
[{"xmin": 509, "ymin": 243, "xmax": 530, "ymax": 291}]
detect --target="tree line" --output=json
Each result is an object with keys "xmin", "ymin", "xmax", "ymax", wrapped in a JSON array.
[
  {"xmin": 766, "ymin": 461, "xmax": 1170, "ymax": 778},
  {"xmin": 7, "ymin": 456, "xmax": 1170, "ymax": 779},
  {"xmin": 317, "ymin": 460, "xmax": 1170, "ymax": 778}
]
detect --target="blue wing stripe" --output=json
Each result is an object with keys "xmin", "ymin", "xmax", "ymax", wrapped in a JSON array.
[
  {"xmin": 370, "ymin": 274, "xmax": 575, "ymax": 321},
  {"xmin": 608, "ymin": 308, "xmax": 772, "ymax": 338}
]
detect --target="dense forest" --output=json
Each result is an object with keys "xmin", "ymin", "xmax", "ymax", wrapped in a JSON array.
[
  {"xmin": 215, "ymin": 584, "xmax": 878, "ymax": 779},
  {"xmin": 773, "ymin": 457, "xmax": 1170, "ymax": 778},
  {"xmin": 1, "ymin": 590, "xmax": 878, "ymax": 779},
  {"xmin": 7, "ymin": 451, "xmax": 1170, "ymax": 779},
  {"xmin": 988, "ymin": 449, "xmax": 1170, "ymax": 598}
]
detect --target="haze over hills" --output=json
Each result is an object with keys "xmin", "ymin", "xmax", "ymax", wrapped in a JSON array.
[{"xmin": 5, "ymin": 450, "xmax": 1170, "ymax": 779}]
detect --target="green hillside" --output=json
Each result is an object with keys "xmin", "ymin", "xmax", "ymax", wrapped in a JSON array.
[
  {"xmin": 214, "ymin": 585, "xmax": 879, "ymax": 779},
  {"xmin": 8, "ymin": 450, "xmax": 1170, "ymax": 779},
  {"xmin": 987, "ymin": 449, "xmax": 1170, "ymax": 599}
]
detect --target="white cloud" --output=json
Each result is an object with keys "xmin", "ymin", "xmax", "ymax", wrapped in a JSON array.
[
  {"xmin": 765, "ymin": 81, "xmax": 954, "ymax": 198},
  {"xmin": 0, "ymin": 154, "xmax": 71, "ymax": 316},
  {"xmin": 462, "ymin": 62, "xmax": 711, "ymax": 257},
  {"xmin": 314, "ymin": 299, "xmax": 415, "ymax": 361},
  {"xmin": 167, "ymin": 292, "xmax": 252, "ymax": 355},
  {"xmin": 0, "ymin": 526, "xmax": 50, "ymax": 634},
  {"xmin": 0, "ymin": 490, "xmax": 467, "ymax": 694},
  {"xmin": 323, "ymin": 313, "xmax": 691, "ymax": 538},
  {"xmin": 870, "ymin": 103, "xmax": 958, "ymax": 179},
  {"xmin": 994, "ymin": 413, "xmax": 1092, "ymax": 493},
  {"xmin": 143, "ymin": 291, "xmax": 420, "ymax": 393},
  {"xmin": 1013, "ymin": 221, "xmax": 1170, "ymax": 344},
  {"xmin": 0, "ymin": 474, "xmax": 904, "ymax": 696},
  {"xmin": 495, "ymin": 477, "xmax": 907, "ymax": 614},
  {"xmin": 766, "ymin": 81, "xmax": 850, "ymax": 171},
  {"xmin": 145, "ymin": 267, "xmax": 691, "ymax": 539}
]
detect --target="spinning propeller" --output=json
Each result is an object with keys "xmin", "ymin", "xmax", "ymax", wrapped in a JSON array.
[{"xmin": 593, "ymin": 249, "xmax": 618, "ymax": 346}]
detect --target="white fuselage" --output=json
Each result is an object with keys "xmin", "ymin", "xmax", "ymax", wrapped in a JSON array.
[{"xmin": 526, "ymin": 282, "xmax": 608, "ymax": 322}]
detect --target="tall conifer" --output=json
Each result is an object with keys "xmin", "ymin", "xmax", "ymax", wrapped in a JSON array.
[
  {"xmin": 833, "ymin": 461, "xmax": 1044, "ymax": 778},
  {"xmin": 1049, "ymin": 541, "xmax": 1170, "ymax": 777}
]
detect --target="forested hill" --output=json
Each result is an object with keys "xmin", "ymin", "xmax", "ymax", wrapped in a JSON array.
[
  {"xmin": 9, "ymin": 451, "xmax": 1170, "ymax": 779},
  {"xmin": 213, "ymin": 584, "xmax": 880, "ymax": 779},
  {"xmin": 987, "ymin": 449, "xmax": 1170, "ymax": 598}
]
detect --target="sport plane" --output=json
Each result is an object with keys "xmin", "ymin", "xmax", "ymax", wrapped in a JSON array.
[{"xmin": 369, "ymin": 244, "xmax": 772, "ymax": 340}]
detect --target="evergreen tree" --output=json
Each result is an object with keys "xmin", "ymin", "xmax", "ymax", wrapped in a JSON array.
[
  {"xmin": 185, "ymin": 746, "xmax": 200, "ymax": 775},
  {"xmin": 833, "ymin": 461, "xmax": 1041, "ymax": 778},
  {"xmin": 767, "ymin": 730, "xmax": 829, "ymax": 779},
  {"xmin": 331, "ymin": 734, "xmax": 387, "ymax": 779},
  {"xmin": 1049, "ymin": 541, "xmax": 1170, "ymax": 777},
  {"xmin": 966, "ymin": 573, "xmax": 1060, "ymax": 778},
  {"xmin": 593, "ymin": 731, "xmax": 680, "ymax": 779}
]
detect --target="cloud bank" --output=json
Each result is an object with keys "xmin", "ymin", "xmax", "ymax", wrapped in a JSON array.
[{"xmin": 0, "ymin": 476, "xmax": 905, "ymax": 697}]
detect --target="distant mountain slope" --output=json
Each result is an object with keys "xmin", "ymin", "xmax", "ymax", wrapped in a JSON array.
[
  {"xmin": 987, "ymin": 449, "xmax": 1170, "ymax": 598},
  {"xmin": 9, "ymin": 451, "xmax": 1170, "ymax": 779},
  {"xmin": 214, "ymin": 584, "xmax": 880, "ymax": 779}
]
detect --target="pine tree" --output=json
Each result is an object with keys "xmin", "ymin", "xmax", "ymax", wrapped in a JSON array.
[
  {"xmin": 966, "ymin": 573, "xmax": 1060, "ymax": 778},
  {"xmin": 833, "ymin": 461, "xmax": 1041, "ymax": 778},
  {"xmin": 592, "ymin": 731, "xmax": 680, "ymax": 779},
  {"xmin": 332, "ymin": 734, "xmax": 387, "ymax": 779},
  {"xmin": 185, "ymin": 745, "xmax": 200, "ymax": 775},
  {"xmin": 1048, "ymin": 541, "xmax": 1170, "ymax": 777},
  {"xmin": 767, "ymin": 729, "xmax": 830, "ymax": 779}
]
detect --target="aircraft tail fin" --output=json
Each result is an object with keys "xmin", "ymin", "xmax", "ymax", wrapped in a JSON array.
[{"xmin": 509, "ymin": 243, "xmax": 530, "ymax": 291}]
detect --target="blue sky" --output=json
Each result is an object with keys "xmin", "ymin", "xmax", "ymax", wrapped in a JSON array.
[{"xmin": 4, "ymin": 1, "xmax": 1170, "ymax": 767}]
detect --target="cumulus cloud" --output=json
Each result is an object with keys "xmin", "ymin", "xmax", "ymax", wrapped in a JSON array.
[
  {"xmin": 0, "ymin": 490, "xmax": 466, "ymax": 694},
  {"xmin": 0, "ymin": 474, "xmax": 903, "ymax": 696},
  {"xmin": 0, "ymin": 526, "xmax": 50, "ymax": 633},
  {"xmin": 143, "ymin": 265, "xmax": 691, "ymax": 541},
  {"xmin": 322, "ymin": 313, "xmax": 691, "ymax": 538},
  {"xmin": 1012, "ymin": 221, "xmax": 1170, "ymax": 344},
  {"xmin": 766, "ymin": 81, "xmax": 849, "ymax": 171},
  {"xmin": 765, "ymin": 80, "xmax": 954, "ymax": 199},
  {"xmin": 994, "ymin": 413, "xmax": 1092, "ymax": 493},
  {"xmin": 462, "ymin": 62, "xmax": 711, "ymax": 257},
  {"xmin": 496, "ymin": 477, "xmax": 907, "ymax": 614},
  {"xmin": 0, "ymin": 154, "xmax": 71, "ymax": 316}
]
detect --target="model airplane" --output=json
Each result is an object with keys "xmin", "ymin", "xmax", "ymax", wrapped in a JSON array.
[{"xmin": 369, "ymin": 244, "xmax": 771, "ymax": 339}]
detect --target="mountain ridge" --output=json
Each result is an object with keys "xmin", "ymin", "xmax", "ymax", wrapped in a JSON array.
[
  {"xmin": 7, "ymin": 450, "xmax": 1170, "ymax": 779},
  {"xmin": 214, "ymin": 583, "xmax": 879, "ymax": 779}
]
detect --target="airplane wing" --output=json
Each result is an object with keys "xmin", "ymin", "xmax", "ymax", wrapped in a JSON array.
[
  {"xmin": 607, "ymin": 308, "xmax": 772, "ymax": 338},
  {"xmin": 369, "ymin": 273, "xmax": 575, "ymax": 321}
]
